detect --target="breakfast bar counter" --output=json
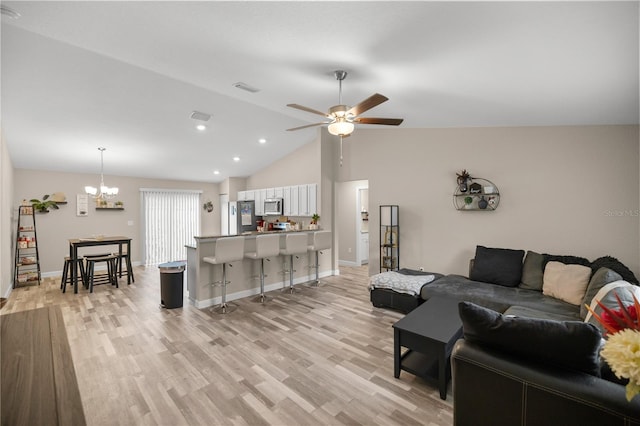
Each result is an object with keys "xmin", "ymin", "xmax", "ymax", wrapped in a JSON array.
[{"xmin": 186, "ymin": 230, "xmax": 331, "ymax": 308}]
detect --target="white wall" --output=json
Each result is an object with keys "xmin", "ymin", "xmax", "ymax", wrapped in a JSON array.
[
  {"xmin": 1, "ymin": 134, "xmax": 15, "ymax": 299},
  {"xmin": 336, "ymin": 125, "xmax": 640, "ymax": 278},
  {"xmin": 13, "ymin": 169, "xmax": 219, "ymax": 274}
]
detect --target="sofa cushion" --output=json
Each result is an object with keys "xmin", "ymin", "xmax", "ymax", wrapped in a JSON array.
[
  {"xmin": 542, "ymin": 261, "xmax": 592, "ymax": 305},
  {"xmin": 585, "ymin": 280, "xmax": 640, "ymax": 336},
  {"xmin": 590, "ymin": 255, "xmax": 639, "ymax": 285},
  {"xmin": 503, "ymin": 305, "xmax": 580, "ymax": 322},
  {"xmin": 470, "ymin": 246, "xmax": 525, "ymax": 287},
  {"xmin": 580, "ymin": 267, "xmax": 623, "ymax": 319},
  {"xmin": 519, "ymin": 250, "xmax": 544, "ymax": 291},
  {"xmin": 421, "ymin": 274, "xmax": 581, "ymax": 320},
  {"xmin": 459, "ymin": 301, "xmax": 602, "ymax": 376}
]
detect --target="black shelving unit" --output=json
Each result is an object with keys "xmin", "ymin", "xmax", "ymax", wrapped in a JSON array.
[
  {"xmin": 14, "ymin": 205, "xmax": 41, "ymax": 287},
  {"xmin": 380, "ymin": 205, "xmax": 399, "ymax": 272}
]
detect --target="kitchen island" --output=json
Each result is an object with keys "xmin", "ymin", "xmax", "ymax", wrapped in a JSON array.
[{"xmin": 186, "ymin": 230, "xmax": 332, "ymax": 308}]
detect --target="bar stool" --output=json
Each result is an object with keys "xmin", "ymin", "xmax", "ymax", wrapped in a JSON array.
[
  {"xmin": 245, "ymin": 234, "xmax": 281, "ymax": 303},
  {"xmin": 85, "ymin": 254, "xmax": 118, "ymax": 293},
  {"xmin": 279, "ymin": 233, "xmax": 309, "ymax": 294},
  {"xmin": 308, "ymin": 231, "xmax": 332, "ymax": 286},
  {"xmin": 112, "ymin": 248, "xmax": 135, "ymax": 284},
  {"xmin": 203, "ymin": 236, "xmax": 245, "ymax": 314},
  {"xmin": 60, "ymin": 256, "xmax": 87, "ymax": 293}
]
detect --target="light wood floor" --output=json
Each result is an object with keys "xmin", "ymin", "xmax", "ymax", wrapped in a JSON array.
[{"xmin": 2, "ymin": 266, "xmax": 453, "ymax": 425}]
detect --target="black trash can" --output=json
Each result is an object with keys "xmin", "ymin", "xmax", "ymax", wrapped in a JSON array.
[{"xmin": 158, "ymin": 261, "xmax": 186, "ymax": 309}]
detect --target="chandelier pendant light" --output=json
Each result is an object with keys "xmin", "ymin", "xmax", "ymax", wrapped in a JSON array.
[{"xmin": 85, "ymin": 147, "xmax": 118, "ymax": 200}]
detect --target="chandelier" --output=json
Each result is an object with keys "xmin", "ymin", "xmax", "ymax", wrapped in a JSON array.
[{"xmin": 85, "ymin": 147, "xmax": 119, "ymax": 199}]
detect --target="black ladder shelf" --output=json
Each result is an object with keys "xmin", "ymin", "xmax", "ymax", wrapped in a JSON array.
[{"xmin": 14, "ymin": 205, "xmax": 41, "ymax": 287}]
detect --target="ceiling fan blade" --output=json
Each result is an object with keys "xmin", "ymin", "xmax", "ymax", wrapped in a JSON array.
[
  {"xmin": 347, "ymin": 93, "xmax": 388, "ymax": 117},
  {"xmin": 353, "ymin": 117, "xmax": 404, "ymax": 126},
  {"xmin": 287, "ymin": 103, "xmax": 329, "ymax": 117},
  {"xmin": 286, "ymin": 122, "xmax": 329, "ymax": 131}
]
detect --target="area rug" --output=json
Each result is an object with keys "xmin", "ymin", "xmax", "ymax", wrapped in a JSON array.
[{"xmin": 1, "ymin": 305, "xmax": 86, "ymax": 425}]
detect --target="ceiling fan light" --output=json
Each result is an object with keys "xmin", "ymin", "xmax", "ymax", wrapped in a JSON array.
[
  {"xmin": 85, "ymin": 186, "xmax": 97, "ymax": 196},
  {"xmin": 328, "ymin": 121, "xmax": 354, "ymax": 136}
]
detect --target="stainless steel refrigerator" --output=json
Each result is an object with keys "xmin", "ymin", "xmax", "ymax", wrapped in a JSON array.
[{"xmin": 228, "ymin": 200, "xmax": 256, "ymax": 234}]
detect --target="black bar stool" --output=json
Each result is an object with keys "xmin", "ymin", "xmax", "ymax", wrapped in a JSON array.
[
  {"xmin": 112, "ymin": 249, "xmax": 135, "ymax": 284},
  {"xmin": 85, "ymin": 254, "xmax": 118, "ymax": 293},
  {"xmin": 60, "ymin": 256, "xmax": 87, "ymax": 293}
]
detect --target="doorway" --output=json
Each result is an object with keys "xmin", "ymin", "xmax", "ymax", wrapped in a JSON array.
[{"xmin": 336, "ymin": 180, "xmax": 369, "ymax": 267}]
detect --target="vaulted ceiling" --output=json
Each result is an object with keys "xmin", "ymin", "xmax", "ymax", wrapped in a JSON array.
[{"xmin": 2, "ymin": 1, "xmax": 638, "ymax": 182}]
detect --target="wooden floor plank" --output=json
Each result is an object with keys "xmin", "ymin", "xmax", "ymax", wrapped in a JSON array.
[{"xmin": 2, "ymin": 265, "xmax": 453, "ymax": 425}]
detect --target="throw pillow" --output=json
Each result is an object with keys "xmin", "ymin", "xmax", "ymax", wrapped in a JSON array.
[
  {"xmin": 585, "ymin": 281, "xmax": 640, "ymax": 336},
  {"xmin": 469, "ymin": 245, "xmax": 525, "ymax": 287},
  {"xmin": 542, "ymin": 261, "xmax": 592, "ymax": 305},
  {"xmin": 519, "ymin": 250, "xmax": 544, "ymax": 291},
  {"xmin": 590, "ymin": 255, "xmax": 638, "ymax": 285},
  {"xmin": 542, "ymin": 254, "xmax": 591, "ymax": 270},
  {"xmin": 459, "ymin": 301, "xmax": 602, "ymax": 376},
  {"xmin": 580, "ymin": 267, "xmax": 622, "ymax": 319}
]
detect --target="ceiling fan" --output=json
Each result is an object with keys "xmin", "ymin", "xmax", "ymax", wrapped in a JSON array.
[{"xmin": 286, "ymin": 70, "xmax": 404, "ymax": 137}]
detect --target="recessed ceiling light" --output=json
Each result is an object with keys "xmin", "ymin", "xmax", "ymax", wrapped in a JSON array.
[
  {"xmin": 196, "ymin": 124, "xmax": 206, "ymax": 131},
  {"xmin": 258, "ymin": 138, "xmax": 267, "ymax": 144},
  {"xmin": 233, "ymin": 156, "xmax": 240, "ymax": 162},
  {"xmin": 213, "ymin": 170, "xmax": 220, "ymax": 175}
]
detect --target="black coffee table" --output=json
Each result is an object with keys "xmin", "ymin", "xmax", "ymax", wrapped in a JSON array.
[{"xmin": 393, "ymin": 296, "xmax": 463, "ymax": 400}]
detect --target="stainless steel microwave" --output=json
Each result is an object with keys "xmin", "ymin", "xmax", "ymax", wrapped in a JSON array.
[{"xmin": 264, "ymin": 198, "xmax": 283, "ymax": 216}]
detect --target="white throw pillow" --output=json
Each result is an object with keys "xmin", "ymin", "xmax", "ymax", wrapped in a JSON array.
[{"xmin": 542, "ymin": 261, "xmax": 592, "ymax": 305}]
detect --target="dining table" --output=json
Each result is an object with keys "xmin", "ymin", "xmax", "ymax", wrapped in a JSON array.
[{"xmin": 68, "ymin": 236, "xmax": 132, "ymax": 293}]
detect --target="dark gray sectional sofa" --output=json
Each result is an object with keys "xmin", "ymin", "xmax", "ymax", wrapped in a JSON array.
[{"xmin": 420, "ymin": 273, "xmax": 581, "ymax": 320}]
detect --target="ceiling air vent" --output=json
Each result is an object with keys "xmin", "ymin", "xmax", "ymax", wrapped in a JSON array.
[
  {"xmin": 233, "ymin": 82, "xmax": 260, "ymax": 93},
  {"xmin": 190, "ymin": 111, "xmax": 211, "ymax": 122},
  {"xmin": 1, "ymin": 5, "xmax": 21, "ymax": 19}
]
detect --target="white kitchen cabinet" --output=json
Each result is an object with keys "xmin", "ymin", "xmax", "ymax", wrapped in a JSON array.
[
  {"xmin": 274, "ymin": 187, "xmax": 284, "ymax": 199},
  {"xmin": 307, "ymin": 183, "xmax": 317, "ymax": 217},
  {"xmin": 265, "ymin": 188, "xmax": 275, "ymax": 198},
  {"xmin": 290, "ymin": 186, "xmax": 299, "ymax": 216},
  {"xmin": 255, "ymin": 190, "xmax": 264, "ymax": 216},
  {"xmin": 298, "ymin": 183, "xmax": 317, "ymax": 216},
  {"xmin": 244, "ymin": 190, "xmax": 255, "ymax": 202},
  {"xmin": 298, "ymin": 185, "xmax": 308, "ymax": 216},
  {"xmin": 283, "ymin": 186, "xmax": 300, "ymax": 216}
]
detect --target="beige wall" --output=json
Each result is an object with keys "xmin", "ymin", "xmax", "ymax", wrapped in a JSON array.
[
  {"xmin": 247, "ymin": 135, "xmax": 321, "ymax": 190},
  {"xmin": 1, "ymin": 134, "xmax": 15, "ymax": 298},
  {"xmin": 13, "ymin": 169, "xmax": 219, "ymax": 274},
  {"xmin": 336, "ymin": 125, "xmax": 640, "ymax": 278}
]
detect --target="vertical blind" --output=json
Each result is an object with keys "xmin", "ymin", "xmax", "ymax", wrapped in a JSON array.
[{"xmin": 141, "ymin": 189, "xmax": 201, "ymax": 265}]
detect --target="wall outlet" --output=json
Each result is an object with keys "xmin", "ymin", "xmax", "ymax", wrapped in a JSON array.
[
  {"xmin": 348, "ymin": 247, "xmax": 352, "ymax": 253},
  {"xmin": 419, "ymin": 267, "xmax": 424, "ymax": 271}
]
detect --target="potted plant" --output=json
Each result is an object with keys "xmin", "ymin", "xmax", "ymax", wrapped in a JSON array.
[
  {"xmin": 29, "ymin": 194, "xmax": 60, "ymax": 213},
  {"xmin": 203, "ymin": 201, "xmax": 213, "ymax": 213},
  {"xmin": 457, "ymin": 169, "xmax": 471, "ymax": 192},
  {"xmin": 310, "ymin": 213, "xmax": 320, "ymax": 229},
  {"xmin": 115, "ymin": 201, "xmax": 124, "ymax": 208},
  {"xmin": 464, "ymin": 196, "xmax": 474, "ymax": 209}
]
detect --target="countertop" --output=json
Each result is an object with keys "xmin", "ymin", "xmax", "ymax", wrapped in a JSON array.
[{"xmin": 186, "ymin": 229, "xmax": 323, "ymax": 248}]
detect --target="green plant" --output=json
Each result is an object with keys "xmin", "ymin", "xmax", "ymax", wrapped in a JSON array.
[
  {"xmin": 29, "ymin": 194, "xmax": 60, "ymax": 213},
  {"xmin": 203, "ymin": 201, "xmax": 213, "ymax": 213},
  {"xmin": 464, "ymin": 196, "xmax": 473, "ymax": 205},
  {"xmin": 311, "ymin": 213, "xmax": 320, "ymax": 224}
]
